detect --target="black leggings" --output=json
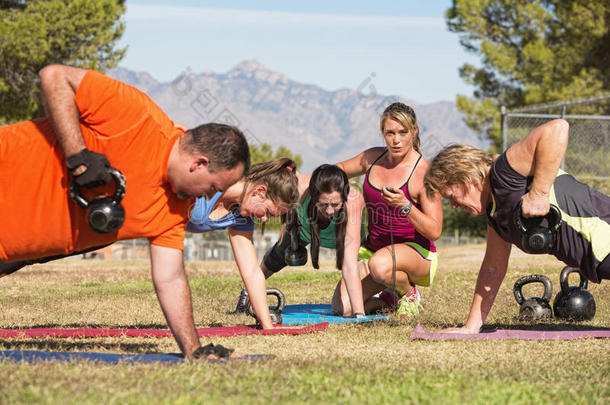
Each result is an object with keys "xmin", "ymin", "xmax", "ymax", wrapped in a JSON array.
[
  {"xmin": 0, "ymin": 243, "xmax": 112, "ymax": 278},
  {"xmin": 262, "ymin": 236, "xmax": 309, "ymax": 273}
]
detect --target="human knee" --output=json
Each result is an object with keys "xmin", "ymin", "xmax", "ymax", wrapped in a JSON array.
[
  {"xmin": 367, "ymin": 255, "xmax": 390, "ymax": 282},
  {"xmin": 332, "ymin": 294, "xmax": 350, "ymax": 316},
  {"xmin": 331, "ymin": 284, "xmax": 351, "ymax": 316}
]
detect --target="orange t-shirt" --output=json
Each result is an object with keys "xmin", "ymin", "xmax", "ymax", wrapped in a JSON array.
[{"xmin": 0, "ymin": 70, "xmax": 194, "ymax": 261}]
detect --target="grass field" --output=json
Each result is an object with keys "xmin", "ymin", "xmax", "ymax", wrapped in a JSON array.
[{"xmin": 0, "ymin": 244, "xmax": 608, "ymax": 404}]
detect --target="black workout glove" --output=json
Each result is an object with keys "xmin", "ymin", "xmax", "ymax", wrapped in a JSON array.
[
  {"xmin": 191, "ymin": 343, "xmax": 235, "ymax": 359},
  {"xmin": 66, "ymin": 149, "xmax": 112, "ymax": 188}
]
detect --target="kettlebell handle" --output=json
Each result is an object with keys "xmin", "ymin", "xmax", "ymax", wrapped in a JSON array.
[
  {"xmin": 247, "ymin": 288, "xmax": 286, "ymax": 318},
  {"xmin": 70, "ymin": 168, "xmax": 126, "ymax": 209},
  {"xmin": 513, "ymin": 203, "xmax": 562, "ymax": 233},
  {"xmin": 559, "ymin": 266, "xmax": 588, "ymax": 293},
  {"xmin": 513, "ymin": 274, "xmax": 553, "ymax": 305}
]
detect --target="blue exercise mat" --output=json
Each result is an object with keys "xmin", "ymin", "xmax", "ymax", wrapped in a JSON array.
[
  {"xmin": 0, "ymin": 350, "xmax": 273, "ymax": 364},
  {"xmin": 281, "ymin": 304, "xmax": 388, "ymax": 325}
]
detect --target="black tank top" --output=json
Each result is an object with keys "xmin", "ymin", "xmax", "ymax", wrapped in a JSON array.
[{"xmin": 487, "ymin": 152, "xmax": 610, "ymax": 283}]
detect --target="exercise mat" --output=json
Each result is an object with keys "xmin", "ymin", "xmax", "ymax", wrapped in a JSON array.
[
  {"xmin": 0, "ymin": 350, "xmax": 273, "ymax": 364},
  {"xmin": 410, "ymin": 324, "xmax": 610, "ymax": 341},
  {"xmin": 281, "ymin": 304, "xmax": 388, "ymax": 325},
  {"xmin": 0, "ymin": 322, "xmax": 329, "ymax": 339}
]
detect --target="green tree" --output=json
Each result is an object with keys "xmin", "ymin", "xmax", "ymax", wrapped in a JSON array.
[
  {"xmin": 441, "ymin": 201, "xmax": 487, "ymax": 239},
  {"xmin": 0, "ymin": 0, "xmax": 126, "ymax": 124},
  {"xmin": 447, "ymin": 0, "xmax": 610, "ymax": 151},
  {"xmin": 249, "ymin": 143, "xmax": 303, "ymax": 168}
]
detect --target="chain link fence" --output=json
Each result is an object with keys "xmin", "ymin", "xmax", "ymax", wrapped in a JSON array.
[{"xmin": 501, "ymin": 94, "xmax": 610, "ymax": 193}]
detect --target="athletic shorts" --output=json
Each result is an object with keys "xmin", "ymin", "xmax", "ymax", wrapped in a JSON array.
[
  {"xmin": 0, "ymin": 243, "xmax": 113, "ymax": 277},
  {"xmin": 597, "ymin": 254, "xmax": 610, "ymax": 281},
  {"xmin": 357, "ymin": 242, "xmax": 438, "ymax": 287}
]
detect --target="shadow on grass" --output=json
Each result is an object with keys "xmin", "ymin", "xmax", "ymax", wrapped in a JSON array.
[
  {"xmin": 0, "ymin": 339, "xmax": 160, "ymax": 352},
  {"xmin": 1, "ymin": 323, "xmax": 169, "ymax": 329},
  {"xmin": 484, "ymin": 322, "xmax": 610, "ymax": 331}
]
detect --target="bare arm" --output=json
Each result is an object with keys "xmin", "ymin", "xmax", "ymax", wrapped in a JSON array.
[
  {"xmin": 341, "ymin": 188, "xmax": 366, "ymax": 315},
  {"xmin": 444, "ymin": 226, "xmax": 512, "ymax": 333},
  {"xmin": 336, "ymin": 148, "xmax": 383, "ymax": 178},
  {"xmin": 149, "ymin": 244, "xmax": 201, "ymax": 356},
  {"xmin": 228, "ymin": 228, "xmax": 273, "ymax": 329},
  {"xmin": 506, "ymin": 119, "xmax": 569, "ymax": 218},
  {"xmin": 39, "ymin": 64, "xmax": 111, "ymax": 186},
  {"xmin": 39, "ymin": 65, "xmax": 88, "ymax": 159}
]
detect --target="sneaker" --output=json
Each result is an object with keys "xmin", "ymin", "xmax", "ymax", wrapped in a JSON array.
[
  {"xmin": 396, "ymin": 285, "xmax": 422, "ymax": 317},
  {"xmin": 234, "ymin": 288, "xmax": 249, "ymax": 313}
]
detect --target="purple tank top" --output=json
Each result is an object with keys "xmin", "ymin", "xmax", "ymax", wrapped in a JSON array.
[{"xmin": 362, "ymin": 150, "xmax": 436, "ymax": 253}]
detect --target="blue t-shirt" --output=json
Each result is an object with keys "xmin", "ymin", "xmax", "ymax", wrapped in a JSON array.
[{"xmin": 186, "ymin": 193, "xmax": 255, "ymax": 233}]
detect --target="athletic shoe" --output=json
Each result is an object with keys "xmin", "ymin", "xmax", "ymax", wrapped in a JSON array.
[
  {"xmin": 234, "ymin": 288, "xmax": 249, "ymax": 313},
  {"xmin": 396, "ymin": 285, "xmax": 422, "ymax": 317}
]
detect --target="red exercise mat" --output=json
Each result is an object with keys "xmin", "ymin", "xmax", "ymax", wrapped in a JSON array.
[
  {"xmin": 410, "ymin": 324, "xmax": 610, "ymax": 341},
  {"xmin": 0, "ymin": 322, "xmax": 329, "ymax": 339}
]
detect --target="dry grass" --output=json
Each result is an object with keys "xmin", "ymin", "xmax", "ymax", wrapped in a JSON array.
[{"xmin": 0, "ymin": 245, "xmax": 608, "ymax": 404}]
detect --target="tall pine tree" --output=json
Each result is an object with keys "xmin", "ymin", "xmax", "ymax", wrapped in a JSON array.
[
  {"xmin": 447, "ymin": 0, "xmax": 610, "ymax": 150},
  {"xmin": 0, "ymin": 0, "xmax": 126, "ymax": 124}
]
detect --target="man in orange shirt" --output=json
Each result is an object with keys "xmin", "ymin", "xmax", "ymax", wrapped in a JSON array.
[{"xmin": 0, "ymin": 65, "xmax": 249, "ymax": 359}]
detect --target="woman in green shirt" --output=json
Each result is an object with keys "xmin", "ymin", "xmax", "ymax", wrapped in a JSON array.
[{"xmin": 235, "ymin": 164, "xmax": 367, "ymax": 317}]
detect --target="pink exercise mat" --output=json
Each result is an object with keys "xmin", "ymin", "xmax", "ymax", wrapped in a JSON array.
[
  {"xmin": 410, "ymin": 324, "xmax": 610, "ymax": 341},
  {"xmin": 0, "ymin": 322, "xmax": 329, "ymax": 339}
]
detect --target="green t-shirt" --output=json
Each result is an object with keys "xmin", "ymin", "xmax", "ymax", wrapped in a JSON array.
[{"xmin": 296, "ymin": 194, "xmax": 366, "ymax": 249}]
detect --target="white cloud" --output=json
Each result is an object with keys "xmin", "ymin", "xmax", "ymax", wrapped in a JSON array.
[{"xmin": 126, "ymin": 4, "xmax": 444, "ymax": 28}]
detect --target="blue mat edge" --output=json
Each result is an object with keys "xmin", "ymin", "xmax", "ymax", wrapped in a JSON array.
[
  {"xmin": 281, "ymin": 304, "xmax": 388, "ymax": 325},
  {"xmin": 0, "ymin": 350, "xmax": 273, "ymax": 364}
]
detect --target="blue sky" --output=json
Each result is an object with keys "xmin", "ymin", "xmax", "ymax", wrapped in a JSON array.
[{"xmin": 120, "ymin": 1, "xmax": 479, "ymax": 103}]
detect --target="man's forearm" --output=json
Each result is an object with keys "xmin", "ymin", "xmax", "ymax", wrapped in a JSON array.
[
  {"xmin": 39, "ymin": 65, "xmax": 87, "ymax": 159},
  {"xmin": 150, "ymin": 245, "xmax": 201, "ymax": 357},
  {"xmin": 153, "ymin": 271, "xmax": 201, "ymax": 356}
]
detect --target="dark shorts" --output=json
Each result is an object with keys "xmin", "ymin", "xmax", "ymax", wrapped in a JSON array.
[
  {"xmin": 0, "ymin": 243, "xmax": 113, "ymax": 277},
  {"xmin": 263, "ymin": 236, "xmax": 309, "ymax": 273},
  {"xmin": 597, "ymin": 254, "xmax": 610, "ymax": 281}
]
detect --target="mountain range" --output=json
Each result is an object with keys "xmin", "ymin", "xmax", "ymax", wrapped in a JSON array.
[{"xmin": 109, "ymin": 60, "xmax": 486, "ymax": 172}]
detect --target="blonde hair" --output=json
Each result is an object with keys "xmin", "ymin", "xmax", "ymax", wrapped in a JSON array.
[
  {"xmin": 424, "ymin": 144, "xmax": 498, "ymax": 198},
  {"xmin": 379, "ymin": 102, "xmax": 420, "ymax": 153}
]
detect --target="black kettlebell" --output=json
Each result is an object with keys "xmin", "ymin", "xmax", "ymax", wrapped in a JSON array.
[
  {"xmin": 513, "ymin": 203, "xmax": 562, "ymax": 253},
  {"xmin": 247, "ymin": 288, "xmax": 286, "ymax": 325},
  {"xmin": 553, "ymin": 266, "xmax": 596, "ymax": 321},
  {"xmin": 513, "ymin": 274, "xmax": 553, "ymax": 320},
  {"xmin": 284, "ymin": 225, "xmax": 308, "ymax": 266},
  {"xmin": 69, "ymin": 168, "xmax": 126, "ymax": 234}
]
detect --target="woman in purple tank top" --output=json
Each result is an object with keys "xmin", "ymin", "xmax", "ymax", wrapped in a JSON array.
[{"xmin": 333, "ymin": 103, "xmax": 443, "ymax": 317}]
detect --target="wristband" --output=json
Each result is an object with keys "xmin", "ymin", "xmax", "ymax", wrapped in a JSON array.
[{"xmin": 399, "ymin": 202, "xmax": 413, "ymax": 216}]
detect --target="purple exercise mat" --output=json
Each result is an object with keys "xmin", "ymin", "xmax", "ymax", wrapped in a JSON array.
[{"xmin": 410, "ymin": 324, "xmax": 610, "ymax": 341}]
